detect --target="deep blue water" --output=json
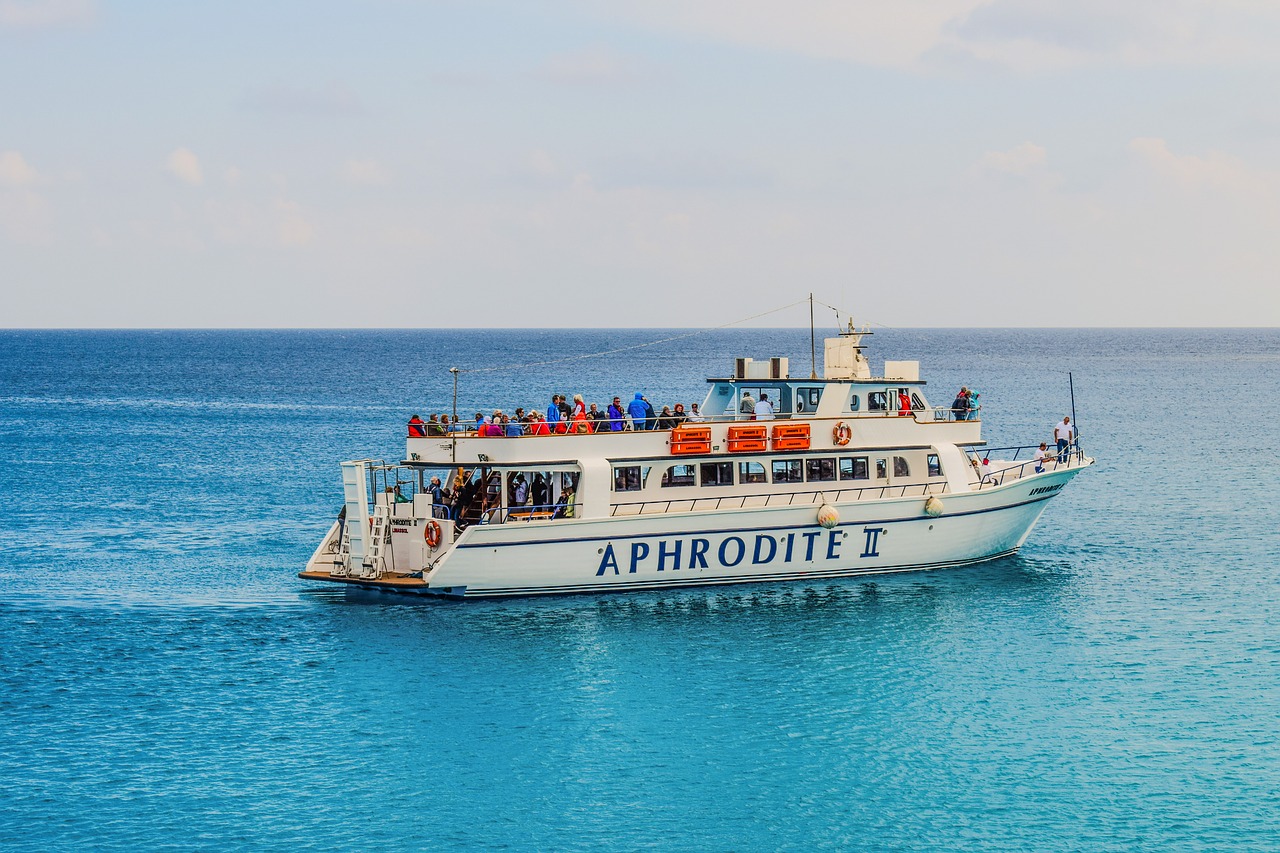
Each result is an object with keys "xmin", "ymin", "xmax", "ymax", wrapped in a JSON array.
[{"xmin": 2, "ymin": 328, "xmax": 1278, "ymax": 851}]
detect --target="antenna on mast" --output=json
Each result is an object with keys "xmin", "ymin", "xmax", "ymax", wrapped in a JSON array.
[{"xmin": 809, "ymin": 292, "xmax": 817, "ymax": 380}]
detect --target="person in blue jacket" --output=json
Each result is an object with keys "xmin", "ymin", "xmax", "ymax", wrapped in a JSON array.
[
  {"xmin": 545, "ymin": 394, "xmax": 562, "ymax": 432},
  {"xmin": 627, "ymin": 392, "xmax": 649, "ymax": 431}
]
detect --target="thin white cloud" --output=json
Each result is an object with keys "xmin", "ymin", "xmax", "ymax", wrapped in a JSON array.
[
  {"xmin": 343, "ymin": 159, "xmax": 388, "ymax": 186},
  {"xmin": 536, "ymin": 46, "xmax": 646, "ymax": 84},
  {"xmin": 571, "ymin": 0, "xmax": 1280, "ymax": 72},
  {"xmin": 979, "ymin": 142, "xmax": 1048, "ymax": 177},
  {"xmin": 0, "ymin": 188, "xmax": 52, "ymax": 244},
  {"xmin": 528, "ymin": 149, "xmax": 558, "ymax": 177},
  {"xmin": 0, "ymin": 0, "xmax": 94, "ymax": 30},
  {"xmin": 165, "ymin": 147, "xmax": 204, "ymax": 186},
  {"xmin": 1129, "ymin": 137, "xmax": 1262, "ymax": 191},
  {"xmin": 0, "ymin": 150, "xmax": 38, "ymax": 186},
  {"xmin": 275, "ymin": 199, "xmax": 314, "ymax": 247},
  {"xmin": 240, "ymin": 82, "xmax": 364, "ymax": 116}
]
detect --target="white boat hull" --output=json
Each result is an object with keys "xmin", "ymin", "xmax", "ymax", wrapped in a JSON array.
[{"xmin": 348, "ymin": 466, "xmax": 1082, "ymax": 598}]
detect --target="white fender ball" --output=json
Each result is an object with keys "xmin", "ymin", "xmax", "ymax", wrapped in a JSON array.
[
  {"xmin": 924, "ymin": 496, "xmax": 944, "ymax": 517},
  {"xmin": 817, "ymin": 504, "xmax": 840, "ymax": 529}
]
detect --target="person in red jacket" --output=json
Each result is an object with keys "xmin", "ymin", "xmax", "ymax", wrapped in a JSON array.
[
  {"xmin": 527, "ymin": 411, "xmax": 551, "ymax": 436},
  {"xmin": 407, "ymin": 414, "xmax": 427, "ymax": 437}
]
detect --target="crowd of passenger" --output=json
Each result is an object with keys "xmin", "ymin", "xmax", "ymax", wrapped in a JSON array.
[{"xmin": 407, "ymin": 393, "xmax": 709, "ymax": 438}]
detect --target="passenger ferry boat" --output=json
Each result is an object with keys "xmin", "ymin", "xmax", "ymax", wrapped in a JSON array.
[{"xmin": 300, "ymin": 324, "xmax": 1092, "ymax": 598}]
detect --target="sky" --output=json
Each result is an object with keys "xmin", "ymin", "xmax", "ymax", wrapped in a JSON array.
[{"xmin": 2, "ymin": 0, "xmax": 1279, "ymax": 328}]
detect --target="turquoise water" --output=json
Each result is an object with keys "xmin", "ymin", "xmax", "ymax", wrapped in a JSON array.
[{"xmin": 2, "ymin": 328, "xmax": 1278, "ymax": 850}]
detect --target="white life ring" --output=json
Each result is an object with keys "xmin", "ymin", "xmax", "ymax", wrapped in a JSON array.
[
  {"xmin": 425, "ymin": 520, "xmax": 442, "ymax": 549},
  {"xmin": 832, "ymin": 422, "xmax": 852, "ymax": 446}
]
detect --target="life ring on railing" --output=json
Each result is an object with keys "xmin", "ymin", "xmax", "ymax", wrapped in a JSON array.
[
  {"xmin": 832, "ymin": 421, "xmax": 852, "ymax": 446},
  {"xmin": 424, "ymin": 520, "xmax": 442, "ymax": 549}
]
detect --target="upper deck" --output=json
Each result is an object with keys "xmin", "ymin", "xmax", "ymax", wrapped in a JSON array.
[{"xmin": 406, "ymin": 324, "xmax": 979, "ymax": 467}]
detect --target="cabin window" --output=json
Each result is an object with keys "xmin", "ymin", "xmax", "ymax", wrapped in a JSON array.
[
  {"xmin": 795, "ymin": 387, "xmax": 822, "ymax": 413},
  {"xmin": 911, "ymin": 393, "xmax": 926, "ymax": 411},
  {"xmin": 868, "ymin": 391, "xmax": 888, "ymax": 411},
  {"xmin": 700, "ymin": 462, "xmax": 734, "ymax": 486},
  {"xmin": 739, "ymin": 461, "xmax": 767, "ymax": 484},
  {"xmin": 927, "ymin": 454, "xmax": 942, "ymax": 477},
  {"xmin": 661, "ymin": 464, "xmax": 696, "ymax": 487},
  {"xmin": 614, "ymin": 466, "xmax": 643, "ymax": 491},
  {"xmin": 893, "ymin": 456, "xmax": 910, "ymax": 477},
  {"xmin": 772, "ymin": 459, "xmax": 803, "ymax": 483},
  {"xmin": 849, "ymin": 393, "xmax": 860, "ymax": 412},
  {"xmin": 805, "ymin": 458, "xmax": 837, "ymax": 482},
  {"xmin": 840, "ymin": 457, "xmax": 869, "ymax": 480},
  {"xmin": 875, "ymin": 458, "xmax": 888, "ymax": 479}
]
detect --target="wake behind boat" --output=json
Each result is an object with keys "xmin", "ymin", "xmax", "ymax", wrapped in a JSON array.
[{"xmin": 300, "ymin": 321, "xmax": 1092, "ymax": 598}]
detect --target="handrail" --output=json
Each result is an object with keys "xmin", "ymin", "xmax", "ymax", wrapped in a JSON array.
[
  {"xmin": 971, "ymin": 442, "xmax": 1086, "ymax": 488},
  {"xmin": 416, "ymin": 409, "xmax": 982, "ymax": 438},
  {"xmin": 481, "ymin": 502, "xmax": 575, "ymax": 525},
  {"xmin": 609, "ymin": 482, "xmax": 951, "ymax": 517}
]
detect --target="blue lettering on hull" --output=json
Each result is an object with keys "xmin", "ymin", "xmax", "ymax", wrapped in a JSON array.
[{"xmin": 596, "ymin": 526, "xmax": 884, "ymax": 577}]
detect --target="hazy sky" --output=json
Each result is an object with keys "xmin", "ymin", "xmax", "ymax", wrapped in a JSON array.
[{"xmin": 2, "ymin": 0, "xmax": 1279, "ymax": 328}]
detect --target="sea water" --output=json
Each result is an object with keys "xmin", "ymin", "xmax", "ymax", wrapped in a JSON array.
[{"xmin": 1, "ymin": 328, "xmax": 1278, "ymax": 851}]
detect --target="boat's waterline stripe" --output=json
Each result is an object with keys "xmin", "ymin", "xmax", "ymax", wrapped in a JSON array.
[
  {"xmin": 465, "ymin": 548, "xmax": 1013, "ymax": 594},
  {"xmin": 452, "ymin": 492, "xmax": 1057, "ymax": 551},
  {"xmin": 327, "ymin": 548, "xmax": 1021, "ymax": 598}
]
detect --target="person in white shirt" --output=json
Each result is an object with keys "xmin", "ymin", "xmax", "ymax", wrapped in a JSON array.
[
  {"xmin": 1033, "ymin": 442, "xmax": 1049, "ymax": 473},
  {"xmin": 754, "ymin": 393, "xmax": 775, "ymax": 420},
  {"xmin": 1053, "ymin": 416, "xmax": 1074, "ymax": 463},
  {"xmin": 686, "ymin": 403, "xmax": 705, "ymax": 423}
]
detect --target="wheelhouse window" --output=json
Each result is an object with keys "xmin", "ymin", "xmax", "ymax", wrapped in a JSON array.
[
  {"xmin": 911, "ymin": 393, "xmax": 926, "ymax": 411},
  {"xmin": 805, "ymin": 458, "xmax": 836, "ymax": 482},
  {"xmin": 893, "ymin": 456, "xmax": 910, "ymax": 477},
  {"xmin": 700, "ymin": 462, "xmax": 734, "ymax": 486},
  {"xmin": 795, "ymin": 387, "xmax": 823, "ymax": 413},
  {"xmin": 614, "ymin": 466, "xmax": 643, "ymax": 491},
  {"xmin": 849, "ymin": 393, "xmax": 860, "ymax": 412},
  {"xmin": 739, "ymin": 461, "xmax": 767, "ymax": 484},
  {"xmin": 875, "ymin": 458, "xmax": 888, "ymax": 479},
  {"xmin": 927, "ymin": 454, "xmax": 942, "ymax": 477},
  {"xmin": 661, "ymin": 464, "xmax": 696, "ymax": 487},
  {"xmin": 840, "ymin": 456, "xmax": 869, "ymax": 480},
  {"xmin": 868, "ymin": 391, "xmax": 888, "ymax": 411},
  {"xmin": 772, "ymin": 459, "xmax": 803, "ymax": 483}
]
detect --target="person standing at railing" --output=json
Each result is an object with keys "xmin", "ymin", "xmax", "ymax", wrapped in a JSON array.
[
  {"xmin": 527, "ymin": 411, "xmax": 550, "ymax": 435},
  {"xmin": 1034, "ymin": 443, "xmax": 1049, "ymax": 473},
  {"xmin": 546, "ymin": 395, "xmax": 562, "ymax": 433},
  {"xmin": 407, "ymin": 414, "xmax": 427, "ymax": 437},
  {"xmin": 605, "ymin": 397, "xmax": 624, "ymax": 431},
  {"xmin": 687, "ymin": 402, "xmax": 705, "ymax": 423},
  {"xmin": 628, "ymin": 393, "xmax": 649, "ymax": 430},
  {"xmin": 755, "ymin": 393, "xmax": 775, "ymax": 420},
  {"xmin": 587, "ymin": 403, "xmax": 607, "ymax": 432},
  {"xmin": 951, "ymin": 387, "xmax": 971, "ymax": 421},
  {"xmin": 1054, "ymin": 416, "xmax": 1074, "ymax": 463}
]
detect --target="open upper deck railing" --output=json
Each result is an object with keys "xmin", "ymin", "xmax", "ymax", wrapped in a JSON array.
[{"xmin": 411, "ymin": 407, "xmax": 980, "ymax": 437}]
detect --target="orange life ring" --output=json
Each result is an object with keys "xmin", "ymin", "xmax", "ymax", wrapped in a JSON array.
[
  {"xmin": 425, "ymin": 520, "xmax": 442, "ymax": 549},
  {"xmin": 833, "ymin": 421, "xmax": 852, "ymax": 446}
]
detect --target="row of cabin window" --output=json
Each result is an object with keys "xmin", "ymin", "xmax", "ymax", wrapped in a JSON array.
[
  {"xmin": 616, "ymin": 454, "xmax": 943, "ymax": 492},
  {"xmin": 742, "ymin": 388, "xmax": 926, "ymax": 413},
  {"xmin": 859, "ymin": 390, "xmax": 926, "ymax": 412}
]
